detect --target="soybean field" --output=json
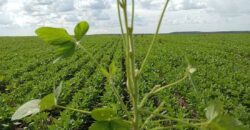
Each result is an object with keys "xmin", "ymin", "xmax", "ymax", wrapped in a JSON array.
[{"xmin": 0, "ymin": 33, "xmax": 250, "ymax": 129}]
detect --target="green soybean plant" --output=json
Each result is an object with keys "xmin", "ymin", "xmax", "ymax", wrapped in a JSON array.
[{"xmin": 11, "ymin": 0, "xmax": 248, "ymax": 130}]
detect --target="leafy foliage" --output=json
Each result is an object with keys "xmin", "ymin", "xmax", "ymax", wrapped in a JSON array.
[
  {"xmin": 99, "ymin": 67, "xmax": 110, "ymax": 79},
  {"xmin": 35, "ymin": 27, "xmax": 76, "ymax": 61},
  {"xmin": 74, "ymin": 21, "xmax": 89, "ymax": 41},
  {"xmin": 11, "ymin": 99, "xmax": 41, "ymax": 121},
  {"xmin": 89, "ymin": 119, "xmax": 130, "ymax": 130},
  {"xmin": 207, "ymin": 115, "xmax": 248, "ymax": 130},
  {"xmin": 205, "ymin": 101, "xmax": 223, "ymax": 121},
  {"xmin": 109, "ymin": 61, "xmax": 117, "ymax": 76},
  {"xmin": 0, "ymin": 34, "xmax": 249, "ymax": 129},
  {"xmin": 91, "ymin": 108, "xmax": 116, "ymax": 121},
  {"xmin": 39, "ymin": 93, "xmax": 57, "ymax": 111},
  {"xmin": 35, "ymin": 21, "xmax": 89, "ymax": 62},
  {"xmin": 35, "ymin": 27, "xmax": 75, "ymax": 45},
  {"xmin": 204, "ymin": 101, "xmax": 248, "ymax": 130},
  {"xmin": 90, "ymin": 108, "xmax": 130, "ymax": 130},
  {"xmin": 54, "ymin": 82, "xmax": 63, "ymax": 100},
  {"xmin": 11, "ymin": 93, "xmax": 57, "ymax": 121}
]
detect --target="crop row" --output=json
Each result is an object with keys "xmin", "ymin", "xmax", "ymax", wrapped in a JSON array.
[
  {"xmin": 0, "ymin": 36, "xmax": 120, "ymax": 129},
  {"xmin": 0, "ymin": 34, "xmax": 249, "ymax": 129},
  {"xmin": 134, "ymin": 34, "xmax": 250, "ymax": 127}
]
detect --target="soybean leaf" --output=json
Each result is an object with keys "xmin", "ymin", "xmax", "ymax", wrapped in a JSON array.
[
  {"xmin": 89, "ymin": 121, "xmax": 110, "ymax": 130},
  {"xmin": 53, "ymin": 82, "xmax": 63, "ymax": 100},
  {"xmin": 39, "ymin": 93, "xmax": 56, "ymax": 111},
  {"xmin": 89, "ymin": 120, "xmax": 130, "ymax": 130},
  {"xmin": 11, "ymin": 99, "xmax": 41, "ymax": 121},
  {"xmin": 35, "ymin": 27, "xmax": 76, "ymax": 62},
  {"xmin": 99, "ymin": 67, "xmax": 110, "ymax": 79},
  {"xmin": 91, "ymin": 108, "xmax": 116, "ymax": 121},
  {"xmin": 205, "ymin": 101, "xmax": 223, "ymax": 121},
  {"xmin": 109, "ymin": 61, "xmax": 117, "ymax": 76},
  {"xmin": 55, "ymin": 41, "xmax": 76, "ymax": 58},
  {"xmin": 207, "ymin": 115, "xmax": 248, "ymax": 130},
  {"xmin": 111, "ymin": 119, "xmax": 131, "ymax": 130},
  {"xmin": 74, "ymin": 21, "xmax": 89, "ymax": 41},
  {"xmin": 35, "ymin": 27, "xmax": 74, "ymax": 45}
]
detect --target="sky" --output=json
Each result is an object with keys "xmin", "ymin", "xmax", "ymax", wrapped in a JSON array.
[{"xmin": 0, "ymin": 0, "xmax": 250, "ymax": 36}]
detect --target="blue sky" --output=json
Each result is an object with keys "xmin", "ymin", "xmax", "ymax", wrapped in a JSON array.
[{"xmin": 0, "ymin": 0, "xmax": 250, "ymax": 36}]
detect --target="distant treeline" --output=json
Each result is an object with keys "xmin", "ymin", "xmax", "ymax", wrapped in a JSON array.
[{"xmin": 169, "ymin": 31, "xmax": 250, "ymax": 34}]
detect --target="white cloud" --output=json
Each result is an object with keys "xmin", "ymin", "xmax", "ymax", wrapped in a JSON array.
[
  {"xmin": 169, "ymin": 0, "xmax": 206, "ymax": 11},
  {"xmin": 90, "ymin": 10, "xmax": 110, "ymax": 20},
  {"xmin": 205, "ymin": 0, "xmax": 250, "ymax": 16},
  {"xmin": 0, "ymin": 0, "xmax": 250, "ymax": 36},
  {"xmin": 76, "ymin": 0, "xmax": 111, "ymax": 10},
  {"xmin": 33, "ymin": 0, "xmax": 53, "ymax": 5},
  {"xmin": 138, "ymin": 0, "xmax": 164, "ymax": 9},
  {"xmin": 63, "ymin": 14, "xmax": 79, "ymax": 22},
  {"xmin": 0, "ymin": 0, "xmax": 7, "ymax": 6},
  {"xmin": 0, "ymin": 13, "xmax": 12, "ymax": 25},
  {"xmin": 23, "ymin": 0, "xmax": 75, "ymax": 15},
  {"xmin": 55, "ymin": 0, "xmax": 75, "ymax": 12}
]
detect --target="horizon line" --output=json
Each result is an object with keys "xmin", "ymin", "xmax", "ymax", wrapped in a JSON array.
[{"xmin": 0, "ymin": 30, "xmax": 250, "ymax": 37}]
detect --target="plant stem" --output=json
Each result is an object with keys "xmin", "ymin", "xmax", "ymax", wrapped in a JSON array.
[
  {"xmin": 119, "ymin": 0, "xmax": 138, "ymax": 129},
  {"xmin": 139, "ymin": 72, "xmax": 188, "ymax": 108},
  {"xmin": 138, "ymin": 0, "xmax": 170, "ymax": 77},
  {"xmin": 117, "ymin": 0, "xmax": 126, "ymax": 42},
  {"xmin": 109, "ymin": 79, "xmax": 132, "ymax": 120},
  {"xmin": 151, "ymin": 126, "xmax": 173, "ymax": 130},
  {"xmin": 56, "ymin": 105, "xmax": 91, "ymax": 114},
  {"xmin": 141, "ymin": 102, "xmax": 165, "ymax": 129},
  {"xmin": 117, "ymin": 0, "xmax": 171, "ymax": 129},
  {"xmin": 140, "ymin": 109, "xmax": 206, "ymax": 128},
  {"xmin": 153, "ymin": 72, "xmax": 188, "ymax": 93},
  {"xmin": 131, "ymin": 0, "xmax": 135, "ymax": 28},
  {"xmin": 151, "ymin": 118, "xmax": 205, "ymax": 123}
]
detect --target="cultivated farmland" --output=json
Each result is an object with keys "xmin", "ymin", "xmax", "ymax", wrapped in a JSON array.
[{"xmin": 0, "ymin": 33, "xmax": 249, "ymax": 129}]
